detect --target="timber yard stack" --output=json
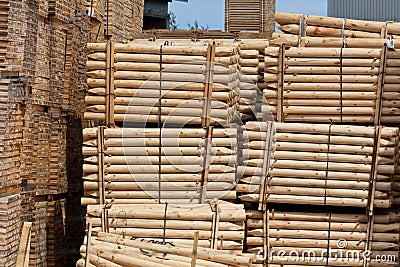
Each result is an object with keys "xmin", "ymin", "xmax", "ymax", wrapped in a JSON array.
[
  {"xmin": 78, "ymin": 40, "xmax": 253, "ymax": 263},
  {"xmin": 77, "ymin": 232, "xmax": 255, "ymax": 267},
  {"xmin": 86, "ymin": 0, "xmax": 144, "ymax": 42},
  {"xmin": 233, "ymin": 12, "xmax": 400, "ymax": 266},
  {"xmin": 0, "ymin": 194, "xmax": 21, "ymax": 266},
  {"xmin": 82, "ymin": 41, "xmax": 242, "ymax": 204},
  {"xmin": 224, "ymin": 0, "xmax": 275, "ymax": 37},
  {"xmin": 0, "ymin": 0, "xmax": 90, "ymax": 266}
]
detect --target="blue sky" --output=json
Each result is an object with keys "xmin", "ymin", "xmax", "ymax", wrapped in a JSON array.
[{"xmin": 169, "ymin": 0, "xmax": 328, "ymax": 30}]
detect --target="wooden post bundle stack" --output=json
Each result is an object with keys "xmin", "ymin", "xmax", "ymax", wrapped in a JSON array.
[
  {"xmin": 85, "ymin": 202, "xmax": 247, "ymax": 251},
  {"xmin": 0, "ymin": 194, "xmax": 21, "ymax": 267},
  {"xmin": 264, "ymin": 46, "xmax": 400, "ymax": 125},
  {"xmin": 85, "ymin": 42, "xmax": 241, "ymax": 125},
  {"xmin": 246, "ymin": 210, "xmax": 400, "ymax": 266},
  {"xmin": 236, "ymin": 121, "xmax": 275, "ymax": 196},
  {"xmin": 238, "ymin": 122, "xmax": 399, "ymax": 208},
  {"xmin": 81, "ymin": 127, "xmax": 238, "ymax": 205},
  {"xmin": 77, "ymin": 231, "xmax": 256, "ymax": 266},
  {"xmin": 237, "ymin": 40, "xmax": 269, "ymax": 120},
  {"xmin": 275, "ymin": 12, "xmax": 400, "ymax": 39},
  {"xmin": 271, "ymin": 33, "xmax": 400, "ymax": 49}
]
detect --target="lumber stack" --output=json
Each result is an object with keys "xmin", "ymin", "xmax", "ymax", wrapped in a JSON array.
[
  {"xmin": 238, "ymin": 40, "xmax": 269, "ymax": 120},
  {"xmin": 237, "ymin": 121, "xmax": 274, "ymax": 197},
  {"xmin": 77, "ymin": 232, "xmax": 255, "ymax": 267},
  {"xmin": 85, "ymin": 42, "xmax": 241, "ymax": 125},
  {"xmin": 239, "ymin": 122, "xmax": 399, "ymax": 208},
  {"xmin": 225, "ymin": 0, "xmax": 275, "ymax": 36},
  {"xmin": 246, "ymin": 210, "xmax": 400, "ymax": 267},
  {"xmin": 275, "ymin": 12, "xmax": 400, "ymax": 39},
  {"xmin": 29, "ymin": 201, "xmax": 48, "ymax": 266},
  {"xmin": 86, "ymin": 0, "xmax": 144, "ymax": 42},
  {"xmin": 81, "ymin": 127, "xmax": 238, "ymax": 205},
  {"xmin": 85, "ymin": 202, "xmax": 247, "ymax": 251},
  {"xmin": 0, "ymin": 194, "xmax": 21, "ymax": 267},
  {"xmin": 0, "ymin": 0, "xmax": 89, "ymax": 266},
  {"xmin": 47, "ymin": 198, "xmax": 67, "ymax": 267},
  {"xmin": 263, "ymin": 46, "xmax": 400, "ymax": 125}
]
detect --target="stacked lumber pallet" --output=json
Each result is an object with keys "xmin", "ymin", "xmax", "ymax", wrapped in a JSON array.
[
  {"xmin": 81, "ymin": 127, "xmax": 238, "ymax": 205},
  {"xmin": 86, "ymin": 0, "xmax": 144, "ymax": 42},
  {"xmin": 246, "ymin": 210, "xmax": 400, "ymax": 266},
  {"xmin": 225, "ymin": 0, "xmax": 275, "ymax": 36},
  {"xmin": 263, "ymin": 46, "xmax": 400, "ymax": 124},
  {"xmin": 47, "ymin": 198, "xmax": 67, "ymax": 267},
  {"xmin": 77, "ymin": 232, "xmax": 255, "ymax": 266},
  {"xmin": 85, "ymin": 202, "xmax": 247, "ymax": 251},
  {"xmin": 29, "ymin": 201, "xmax": 48, "ymax": 266},
  {"xmin": 0, "ymin": 0, "xmax": 89, "ymax": 266},
  {"xmin": 239, "ymin": 122, "xmax": 399, "ymax": 208},
  {"xmin": 0, "ymin": 194, "xmax": 21, "ymax": 267},
  {"xmin": 85, "ymin": 42, "xmax": 241, "ymax": 125}
]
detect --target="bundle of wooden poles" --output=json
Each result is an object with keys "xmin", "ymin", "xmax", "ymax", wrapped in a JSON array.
[
  {"xmin": 237, "ymin": 40, "xmax": 269, "ymax": 120},
  {"xmin": 246, "ymin": 210, "xmax": 400, "ymax": 267},
  {"xmin": 85, "ymin": 42, "xmax": 241, "ymax": 125},
  {"xmin": 77, "ymin": 231, "xmax": 255, "ymax": 267},
  {"xmin": 238, "ymin": 122, "xmax": 399, "ymax": 208},
  {"xmin": 236, "ymin": 121, "xmax": 275, "ymax": 196},
  {"xmin": 82, "ymin": 127, "xmax": 238, "ymax": 205},
  {"xmin": 264, "ymin": 46, "xmax": 400, "ymax": 124},
  {"xmin": 275, "ymin": 12, "xmax": 400, "ymax": 39},
  {"xmin": 85, "ymin": 201, "xmax": 247, "ymax": 251}
]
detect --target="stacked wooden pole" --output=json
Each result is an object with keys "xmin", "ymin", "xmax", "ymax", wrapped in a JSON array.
[
  {"xmin": 263, "ymin": 46, "xmax": 400, "ymax": 125},
  {"xmin": 85, "ymin": 202, "xmax": 247, "ymax": 251},
  {"xmin": 77, "ymin": 231, "xmax": 255, "ymax": 266},
  {"xmin": 275, "ymin": 12, "xmax": 400, "ymax": 39},
  {"xmin": 239, "ymin": 122, "xmax": 399, "ymax": 208},
  {"xmin": 246, "ymin": 210, "xmax": 400, "ymax": 266},
  {"xmin": 81, "ymin": 127, "xmax": 238, "ymax": 205},
  {"xmin": 85, "ymin": 42, "xmax": 241, "ymax": 125}
]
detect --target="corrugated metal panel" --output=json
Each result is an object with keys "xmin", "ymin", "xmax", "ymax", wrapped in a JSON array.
[{"xmin": 328, "ymin": 0, "xmax": 400, "ymax": 22}]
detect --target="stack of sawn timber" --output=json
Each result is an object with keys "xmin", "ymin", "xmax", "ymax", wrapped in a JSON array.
[
  {"xmin": 0, "ymin": 0, "xmax": 89, "ymax": 266},
  {"xmin": 77, "ymin": 231, "xmax": 255, "ymax": 266},
  {"xmin": 0, "ymin": 194, "xmax": 21, "ymax": 267},
  {"xmin": 86, "ymin": 0, "xmax": 144, "ymax": 42},
  {"xmin": 86, "ymin": 42, "xmax": 241, "ymax": 125},
  {"xmin": 264, "ymin": 46, "xmax": 400, "ymax": 124},
  {"xmin": 81, "ymin": 127, "xmax": 238, "ymax": 205}
]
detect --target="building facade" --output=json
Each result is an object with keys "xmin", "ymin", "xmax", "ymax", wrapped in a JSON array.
[{"xmin": 328, "ymin": 0, "xmax": 400, "ymax": 22}]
